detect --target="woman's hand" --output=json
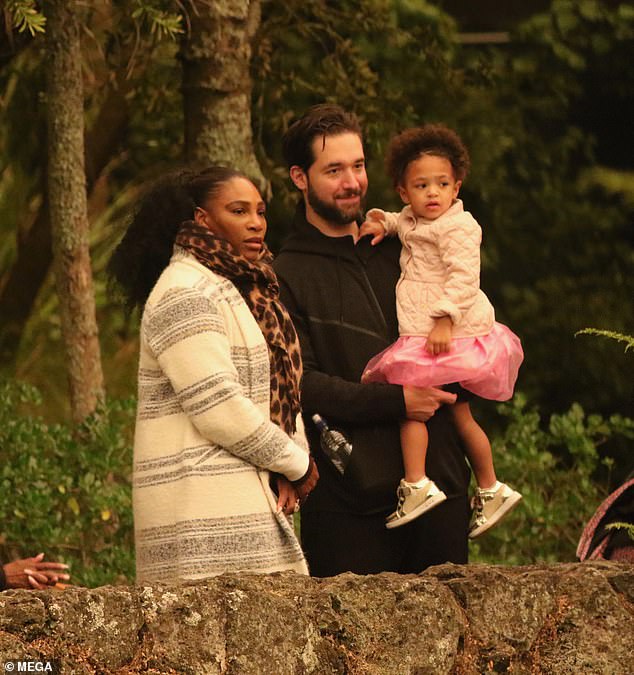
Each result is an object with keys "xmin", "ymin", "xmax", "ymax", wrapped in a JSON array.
[
  {"xmin": 426, "ymin": 316, "xmax": 453, "ymax": 355},
  {"xmin": 3, "ymin": 553, "xmax": 70, "ymax": 590},
  {"xmin": 275, "ymin": 475, "xmax": 301, "ymax": 516}
]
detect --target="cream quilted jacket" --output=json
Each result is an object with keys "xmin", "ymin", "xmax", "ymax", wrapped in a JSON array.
[{"xmin": 367, "ymin": 199, "xmax": 495, "ymax": 338}]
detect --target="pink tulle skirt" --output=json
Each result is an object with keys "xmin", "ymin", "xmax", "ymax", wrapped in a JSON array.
[{"xmin": 361, "ymin": 322, "xmax": 524, "ymax": 401}]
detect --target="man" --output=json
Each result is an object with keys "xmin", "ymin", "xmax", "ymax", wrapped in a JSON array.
[{"xmin": 273, "ymin": 104, "xmax": 471, "ymax": 576}]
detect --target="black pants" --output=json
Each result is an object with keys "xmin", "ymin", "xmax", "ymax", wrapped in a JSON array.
[{"xmin": 300, "ymin": 495, "xmax": 469, "ymax": 577}]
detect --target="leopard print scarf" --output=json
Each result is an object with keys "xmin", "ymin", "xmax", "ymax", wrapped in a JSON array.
[{"xmin": 175, "ymin": 220, "xmax": 302, "ymax": 436}]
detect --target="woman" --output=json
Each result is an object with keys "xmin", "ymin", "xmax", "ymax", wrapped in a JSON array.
[{"xmin": 109, "ymin": 166, "xmax": 318, "ymax": 581}]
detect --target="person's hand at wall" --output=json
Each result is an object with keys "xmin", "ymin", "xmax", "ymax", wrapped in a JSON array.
[{"xmin": 2, "ymin": 553, "xmax": 70, "ymax": 590}]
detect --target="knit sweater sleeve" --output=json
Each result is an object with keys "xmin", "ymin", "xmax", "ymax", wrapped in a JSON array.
[
  {"xmin": 143, "ymin": 285, "xmax": 309, "ymax": 481},
  {"xmin": 429, "ymin": 213, "xmax": 482, "ymax": 325}
]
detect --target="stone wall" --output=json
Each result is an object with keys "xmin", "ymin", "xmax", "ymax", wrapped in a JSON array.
[{"xmin": 0, "ymin": 562, "xmax": 632, "ymax": 674}]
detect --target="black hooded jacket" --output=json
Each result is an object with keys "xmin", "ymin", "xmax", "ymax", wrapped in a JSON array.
[{"xmin": 274, "ymin": 203, "xmax": 470, "ymax": 515}]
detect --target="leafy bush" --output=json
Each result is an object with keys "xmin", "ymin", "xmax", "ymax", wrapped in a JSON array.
[
  {"xmin": 0, "ymin": 380, "xmax": 135, "ymax": 587},
  {"xmin": 2, "ymin": 379, "xmax": 632, "ymax": 580},
  {"xmin": 471, "ymin": 394, "xmax": 634, "ymax": 564}
]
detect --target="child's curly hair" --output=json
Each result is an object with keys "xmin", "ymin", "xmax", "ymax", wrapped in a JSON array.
[{"xmin": 386, "ymin": 124, "xmax": 470, "ymax": 188}]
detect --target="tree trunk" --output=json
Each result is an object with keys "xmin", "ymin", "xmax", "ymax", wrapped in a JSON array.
[
  {"xmin": 0, "ymin": 73, "xmax": 133, "ymax": 365},
  {"xmin": 44, "ymin": 0, "xmax": 104, "ymax": 422},
  {"xmin": 181, "ymin": 0, "xmax": 268, "ymax": 195}
]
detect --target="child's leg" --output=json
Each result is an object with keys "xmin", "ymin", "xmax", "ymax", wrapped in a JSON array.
[
  {"xmin": 453, "ymin": 402, "xmax": 522, "ymax": 538},
  {"xmin": 451, "ymin": 401, "xmax": 496, "ymax": 489},
  {"xmin": 386, "ymin": 419, "xmax": 446, "ymax": 529},
  {"xmin": 400, "ymin": 419, "xmax": 428, "ymax": 483}
]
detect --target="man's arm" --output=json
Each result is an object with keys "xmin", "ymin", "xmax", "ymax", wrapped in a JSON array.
[{"xmin": 279, "ymin": 279, "xmax": 454, "ymax": 423}]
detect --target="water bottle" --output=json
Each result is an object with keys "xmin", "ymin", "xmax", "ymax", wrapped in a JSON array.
[{"xmin": 311, "ymin": 414, "xmax": 352, "ymax": 475}]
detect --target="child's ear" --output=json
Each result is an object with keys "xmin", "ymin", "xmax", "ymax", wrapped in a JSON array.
[
  {"xmin": 397, "ymin": 185, "xmax": 410, "ymax": 204},
  {"xmin": 453, "ymin": 180, "xmax": 462, "ymax": 199}
]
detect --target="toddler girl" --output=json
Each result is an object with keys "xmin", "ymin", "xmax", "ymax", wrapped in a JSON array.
[{"xmin": 360, "ymin": 124, "xmax": 523, "ymax": 535}]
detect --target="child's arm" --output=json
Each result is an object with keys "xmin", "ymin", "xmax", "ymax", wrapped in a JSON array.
[
  {"xmin": 359, "ymin": 208, "xmax": 400, "ymax": 245},
  {"xmin": 359, "ymin": 215, "xmax": 386, "ymax": 245},
  {"xmin": 426, "ymin": 315, "xmax": 453, "ymax": 355}
]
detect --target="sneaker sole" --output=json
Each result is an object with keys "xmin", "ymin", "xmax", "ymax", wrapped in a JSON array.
[
  {"xmin": 385, "ymin": 491, "xmax": 447, "ymax": 529},
  {"xmin": 468, "ymin": 491, "xmax": 522, "ymax": 539}
]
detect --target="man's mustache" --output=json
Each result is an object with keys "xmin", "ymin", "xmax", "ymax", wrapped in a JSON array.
[{"xmin": 336, "ymin": 189, "xmax": 363, "ymax": 198}]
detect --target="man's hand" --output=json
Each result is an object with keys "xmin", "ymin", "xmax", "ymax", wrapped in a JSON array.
[
  {"xmin": 3, "ymin": 553, "xmax": 70, "ymax": 590},
  {"xmin": 426, "ymin": 316, "xmax": 453, "ymax": 355},
  {"xmin": 404, "ymin": 386, "xmax": 457, "ymax": 422},
  {"xmin": 359, "ymin": 218, "xmax": 386, "ymax": 246}
]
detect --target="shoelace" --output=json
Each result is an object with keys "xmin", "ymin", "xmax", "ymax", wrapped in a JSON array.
[
  {"xmin": 396, "ymin": 486, "xmax": 407, "ymax": 516},
  {"xmin": 472, "ymin": 488, "xmax": 497, "ymax": 509}
]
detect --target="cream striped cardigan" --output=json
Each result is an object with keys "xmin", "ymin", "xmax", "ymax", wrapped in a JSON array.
[{"xmin": 133, "ymin": 250, "xmax": 309, "ymax": 581}]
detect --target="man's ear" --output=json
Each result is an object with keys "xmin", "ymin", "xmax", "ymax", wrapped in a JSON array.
[{"xmin": 290, "ymin": 165, "xmax": 308, "ymax": 191}]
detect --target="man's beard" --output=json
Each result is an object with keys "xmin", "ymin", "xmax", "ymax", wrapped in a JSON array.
[{"xmin": 307, "ymin": 183, "xmax": 366, "ymax": 227}]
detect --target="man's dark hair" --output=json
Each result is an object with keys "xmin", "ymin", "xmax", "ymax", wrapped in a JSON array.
[
  {"xmin": 386, "ymin": 124, "xmax": 470, "ymax": 188},
  {"xmin": 282, "ymin": 104, "xmax": 363, "ymax": 172}
]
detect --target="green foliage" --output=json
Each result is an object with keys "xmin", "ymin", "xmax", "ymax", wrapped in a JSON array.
[
  {"xmin": 1, "ymin": 0, "xmax": 633, "ymax": 426},
  {"xmin": 0, "ymin": 380, "xmax": 135, "ymax": 587},
  {"xmin": 454, "ymin": 0, "xmax": 634, "ymax": 417},
  {"xmin": 3, "ymin": 377, "xmax": 631, "ymax": 580},
  {"xmin": 5, "ymin": 0, "xmax": 46, "ymax": 35},
  {"xmin": 606, "ymin": 521, "xmax": 634, "ymax": 541},
  {"xmin": 250, "ymin": 0, "xmax": 634, "ymax": 421},
  {"xmin": 253, "ymin": 0, "xmax": 459, "ymax": 244},
  {"xmin": 130, "ymin": 1, "xmax": 183, "ymax": 40},
  {"xmin": 471, "ymin": 394, "xmax": 634, "ymax": 564},
  {"xmin": 575, "ymin": 327, "xmax": 634, "ymax": 544},
  {"xmin": 576, "ymin": 328, "xmax": 634, "ymax": 353},
  {"xmin": 4, "ymin": 0, "xmax": 182, "ymax": 40},
  {"xmin": 0, "ymin": 0, "xmax": 184, "ymax": 418}
]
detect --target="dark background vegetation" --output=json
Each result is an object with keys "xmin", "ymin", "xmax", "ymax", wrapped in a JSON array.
[{"xmin": 1, "ymin": 0, "xmax": 632, "ymax": 585}]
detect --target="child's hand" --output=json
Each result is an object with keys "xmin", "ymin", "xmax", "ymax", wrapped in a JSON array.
[
  {"xmin": 426, "ymin": 316, "xmax": 453, "ymax": 355},
  {"xmin": 359, "ymin": 217, "xmax": 385, "ymax": 245}
]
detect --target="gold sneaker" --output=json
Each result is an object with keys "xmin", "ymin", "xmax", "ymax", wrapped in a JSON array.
[
  {"xmin": 385, "ymin": 478, "xmax": 447, "ymax": 529},
  {"xmin": 469, "ymin": 482, "xmax": 522, "ymax": 539}
]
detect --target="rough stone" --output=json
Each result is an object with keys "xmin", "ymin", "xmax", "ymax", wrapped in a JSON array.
[{"xmin": 0, "ymin": 563, "xmax": 631, "ymax": 674}]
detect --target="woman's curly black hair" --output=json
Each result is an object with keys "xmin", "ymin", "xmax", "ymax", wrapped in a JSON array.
[
  {"xmin": 107, "ymin": 166, "xmax": 246, "ymax": 310},
  {"xmin": 385, "ymin": 124, "xmax": 470, "ymax": 188}
]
